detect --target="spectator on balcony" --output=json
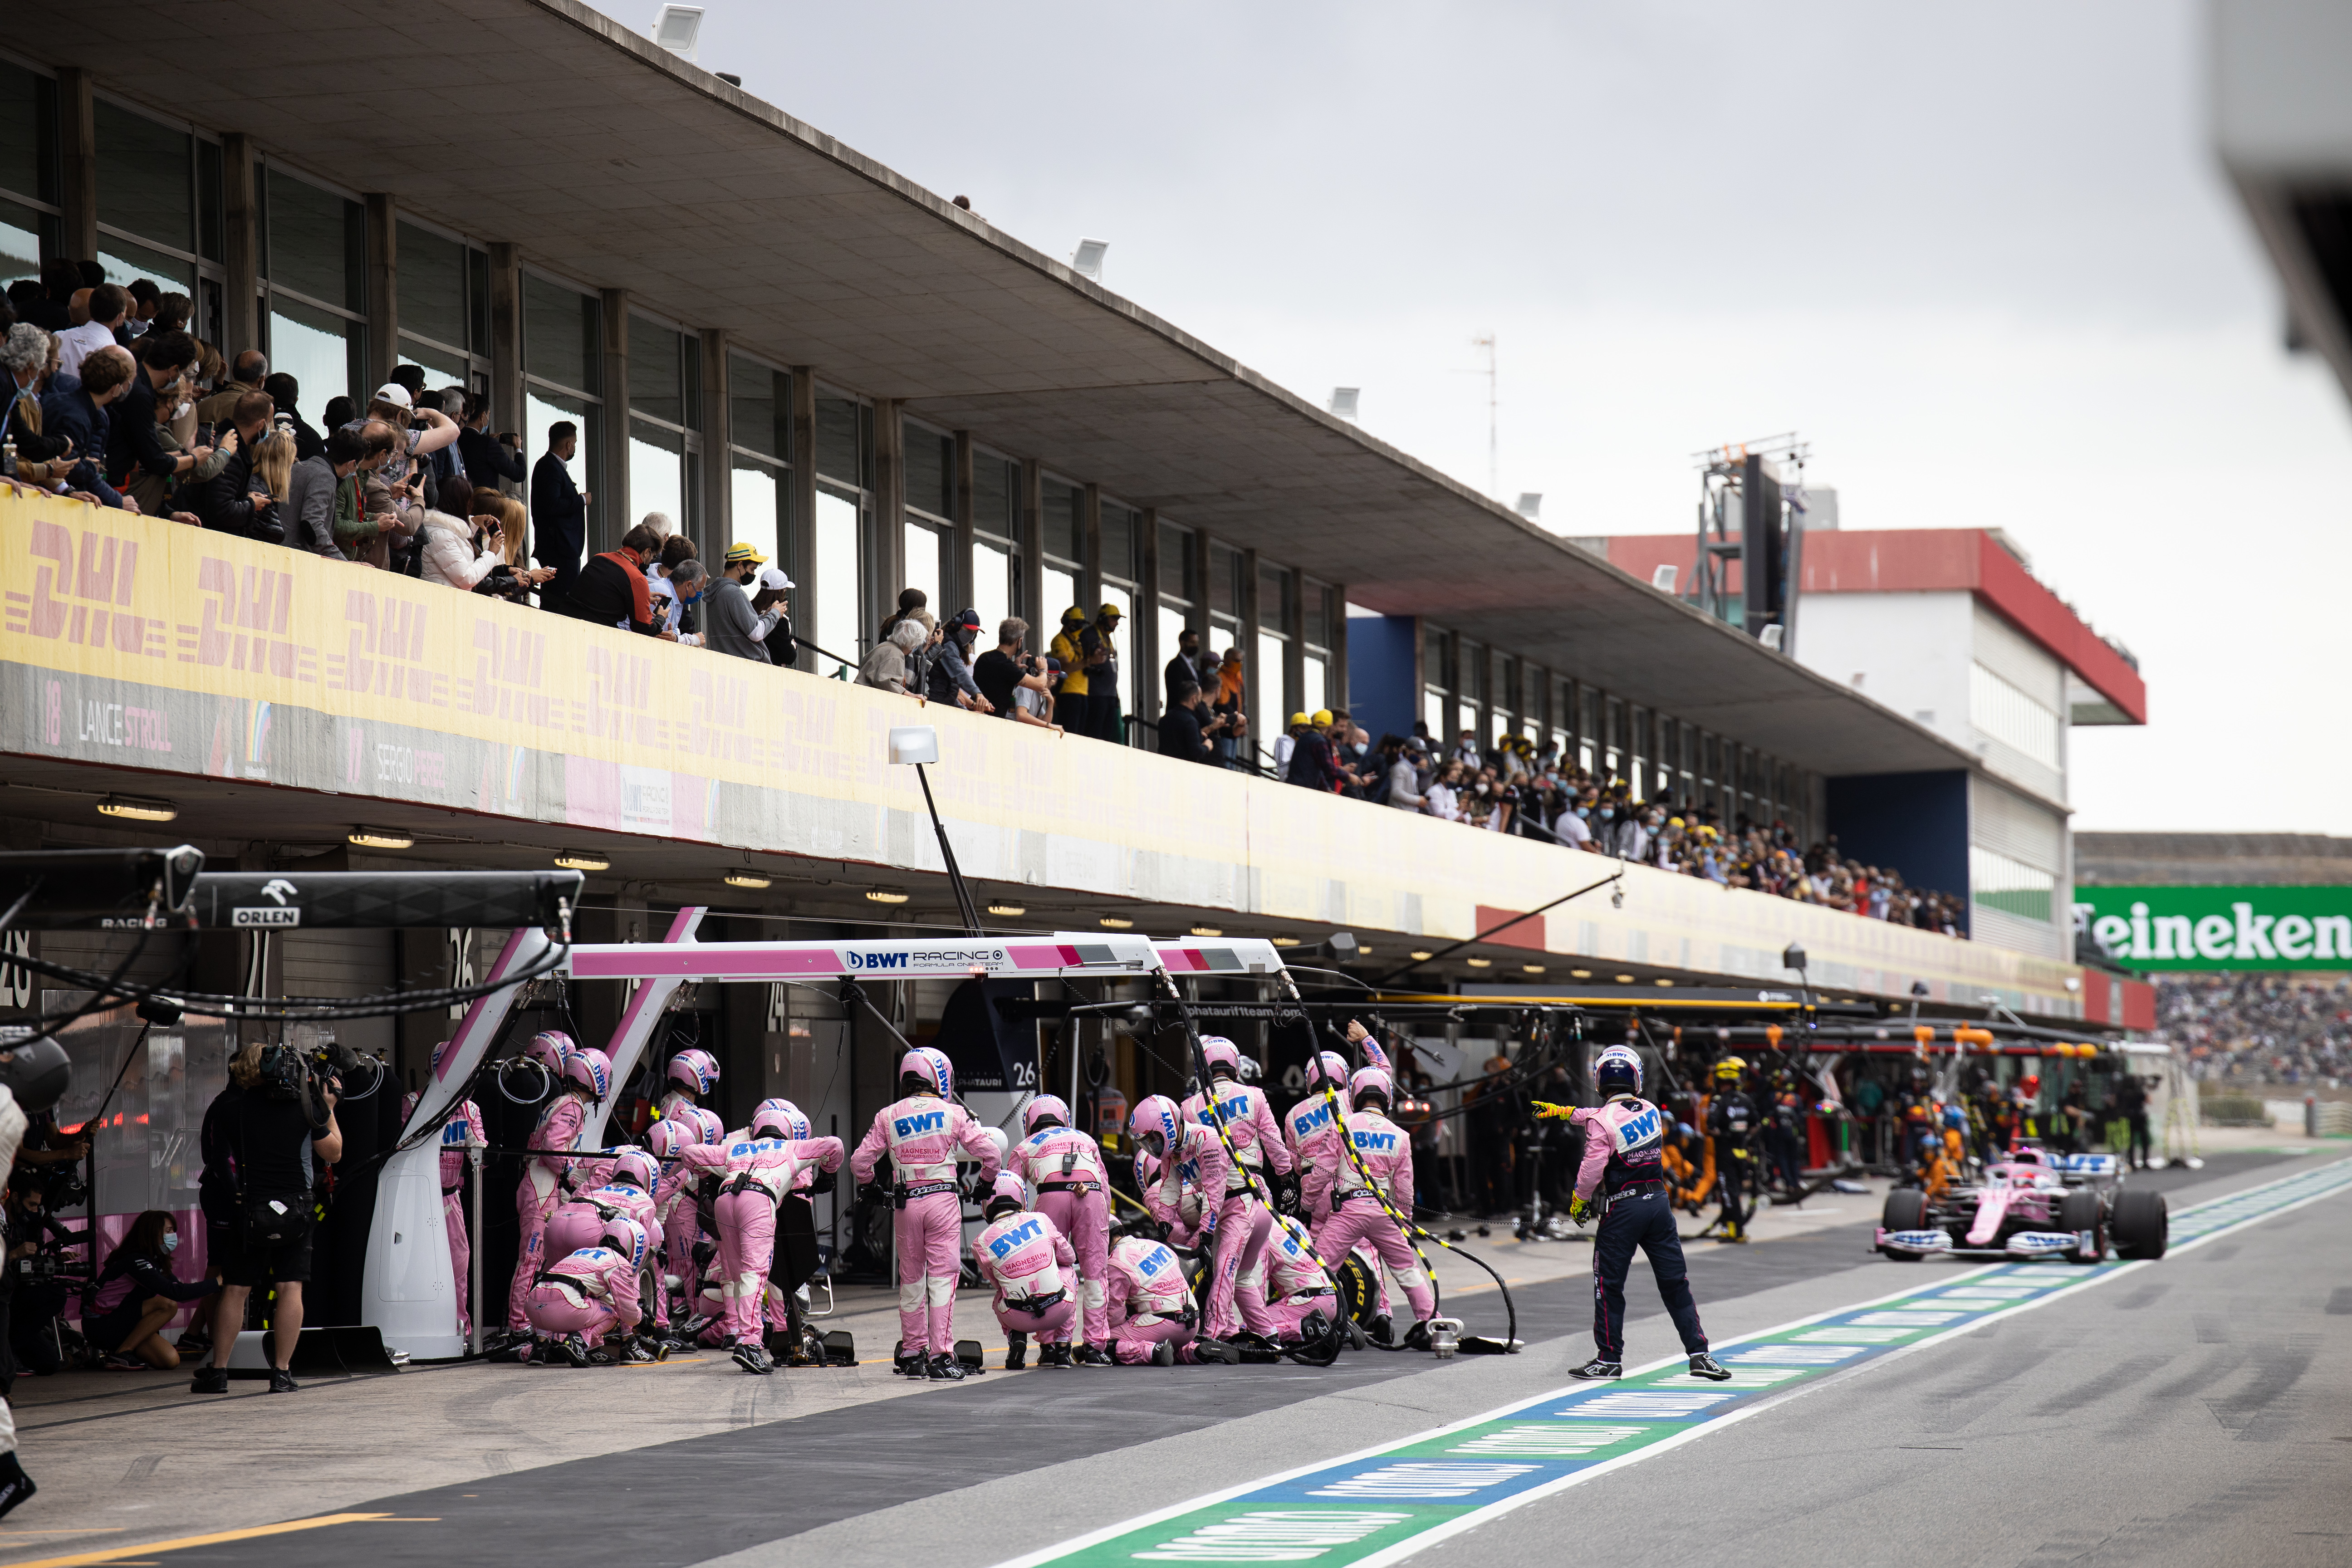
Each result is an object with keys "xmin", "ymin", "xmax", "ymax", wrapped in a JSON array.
[
  {"xmin": 1, "ymin": 325, "xmax": 75, "ymax": 484},
  {"xmin": 1049, "ymin": 607, "xmax": 1094, "ymax": 739},
  {"xmin": 419, "ymin": 476, "xmax": 508, "ymax": 592},
  {"xmin": 858, "ymin": 617, "xmax": 928, "ymax": 695},
  {"xmin": 456, "ymin": 392, "xmax": 526, "ymax": 493},
  {"xmin": 285, "ymin": 425, "xmax": 368, "ymax": 559},
  {"xmin": 357, "ymin": 384, "xmax": 458, "ymax": 540},
  {"xmin": 111, "ymin": 330, "xmax": 201, "ymax": 498},
  {"xmin": 53, "ymin": 283, "xmax": 126, "ymax": 380},
  {"xmin": 926, "ymin": 608, "xmax": 991, "ymax": 711},
  {"xmin": 123, "ymin": 279, "xmax": 160, "ymax": 339},
  {"xmin": 194, "ymin": 391, "xmax": 282, "ymax": 543},
  {"xmin": 1273, "ymin": 713, "xmax": 1304, "ymax": 776},
  {"xmin": 20, "ymin": 260, "xmax": 75, "ymax": 331},
  {"xmin": 975, "ymin": 618, "xmax": 1061, "ymax": 734},
  {"xmin": 40, "ymin": 345, "xmax": 137, "ymax": 511},
  {"xmin": 532, "ymin": 421, "xmax": 589, "ymax": 614},
  {"xmin": 1286, "ymin": 709, "xmax": 1343, "ymax": 792},
  {"xmin": 1089, "ymin": 603, "xmax": 1125, "ymax": 743},
  {"xmin": 750, "ymin": 566, "xmax": 797, "ymax": 664},
  {"xmin": 1211, "ymin": 648, "xmax": 1248, "ymax": 766},
  {"xmin": 1423, "ymin": 760, "xmax": 1464, "ymax": 823},
  {"xmin": 196, "ymin": 349, "xmax": 267, "ymax": 430},
  {"xmin": 1386, "ymin": 738, "xmax": 1429, "ymax": 812},
  {"xmin": 705, "ymin": 546, "xmax": 783, "ymax": 663},
  {"xmin": 568, "ymin": 520, "xmax": 667, "ymax": 637},
  {"xmin": 261, "ymin": 373, "xmax": 322, "ymax": 464},
  {"xmin": 1164, "ymin": 624, "xmax": 1207, "ymax": 710},
  {"xmin": 1157, "ymin": 679, "xmax": 1228, "ymax": 764},
  {"xmin": 151, "ymin": 293, "xmax": 192, "ymax": 337},
  {"xmin": 878, "ymin": 586, "xmax": 928, "ymax": 642},
  {"xmin": 646, "ymin": 533, "xmax": 698, "ymax": 641}
]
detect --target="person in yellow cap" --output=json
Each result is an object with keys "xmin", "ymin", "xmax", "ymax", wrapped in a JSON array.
[
  {"xmin": 1089, "ymin": 603, "xmax": 1125, "ymax": 743},
  {"xmin": 1275, "ymin": 713, "xmax": 1309, "ymax": 777},
  {"xmin": 1049, "ymin": 608, "xmax": 1093, "ymax": 739},
  {"xmin": 1706, "ymin": 1057, "xmax": 1757, "ymax": 1242}
]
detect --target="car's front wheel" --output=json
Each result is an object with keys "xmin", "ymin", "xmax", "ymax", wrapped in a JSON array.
[{"xmin": 2058, "ymin": 1188, "xmax": 2104, "ymax": 1262}]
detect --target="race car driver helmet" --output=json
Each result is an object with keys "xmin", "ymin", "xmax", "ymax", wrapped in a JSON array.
[{"xmin": 1593, "ymin": 1044, "xmax": 1644, "ymax": 1099}]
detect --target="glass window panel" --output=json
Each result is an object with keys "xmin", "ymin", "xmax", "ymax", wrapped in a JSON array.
[
  {"xmin": 196, "ymin": 140, "xmax": 221, "ymax": 261},
  {"xmin": 628, "ymin": 315, "xmax": 682, "ymax": 426},
  {"xmin": 396, "ymin": 338, "xmax": 467, "ymax": 388},
  {"xmin": 1259, "ymin": 564, "xmax": 1294, "ymax": 634},
  {"xmin": 813, "ymin": 485, "xmax": 862, "ymax": 671},
  {"xmin": 1042, "ymin": 564, "xmax": 1076, "ymax": 635},
  {"xmin": 631, "ymin": 420, "xmax": 685, "ymax": 534},
  {"xmin": 1257, "ymin": 629, "xmax": 1288, "ymax": 725},
  {"xmin": 974, "ymin": 454, "xmax": 1014, "ymax": 539},
  {"xmin": 727, "ymin": 355, "xmax": 784, "ymax": 462},
  {"xmin": 1042, "ymin": 480, "xmax": 1081, "ymax": 564},
  {"xmin": 903, "ymin": 423, "xmax": 951, "ymax": 519},
  {"xmin": 1158, "ymin": 520, "xmax": 1195, "ymax": 601},
  {"xmin": 729, "ymin": 458, "xmax": 782, "ymax": 573},
  {"xmin": 815, "ymin": 394, "xmax": 862, "ymax": 486},
  {"xmin": 1424, "ymin": 689, "xmax": 1447, "ymax": 741},
  {"xmin": 524, "ymin": 273, "xmax": 595, "ymax": 395},
  {"xmin": 96, "ymin": 101, "xmax": 191, "ymax": 255},
  {"xmin": 1303, "ymin": 582, "xmax": 1331, "ymax": 649},
  {"xmin": 1214, "ymin": 544, "xmax": 1245, "ymax": 619},
  {"xmin": 266, "ymin": 169, "xmax": 362, "ymax": 312},
  {"xmin": 1302, "ymin": 654, "xmax": 1328, "ymax": 720},
  {"xmin": 397, "ymin": 221, "xmax": 468, "ymax": 352},
  {"xmin": 682, "ymin": 333, "xmax": 701, "ymax": 431},
  {"xmin": 269, "ymin": 296, "xmax": 361, "ymax": 430},
  {"xmin": 0, "ymin": 63, "xmax": 54, "ymax": 206},
  {"xmin": 1102, "ymin": 502, "xmax": 1139, "ymax": 584},
  {"xmin": 973, "ymin": 538, "xmax": 1013, "ymax": 644},
  {"xmin": 0, "ymin": 198, "xmax": 41, "ymax": 290},
  {"xmin": 902, "ymin": 515, "xmax": 943, "ymax": 614},
  {"xmin": 468, "ymin": 248, "xmax": 490, "ymax": 354},
  {"xmin": 98, "ymin": 235, "xmax": 188, "ymax": 294}
]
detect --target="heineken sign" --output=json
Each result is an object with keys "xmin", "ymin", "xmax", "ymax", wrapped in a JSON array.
[{"xmin": 2073, "ymin": 886, "xmax": 2352, "ymax": 971}]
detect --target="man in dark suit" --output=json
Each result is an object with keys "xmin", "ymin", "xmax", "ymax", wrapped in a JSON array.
[
  {"xmin": 456, "ymin": 391, "xmax": 527, "ymax": 491},
  {"xmin": 1163, "ymin": 624, "xmax": 1206, "ymax": 710},
  {"xmin": 531, "ymin": 421, "xmax": 590, "ymax": 615}
]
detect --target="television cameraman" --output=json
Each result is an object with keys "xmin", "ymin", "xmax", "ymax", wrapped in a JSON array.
[{"xmin": 192, "ymin": 1040, "xmax": 345, "ymax": 1394}]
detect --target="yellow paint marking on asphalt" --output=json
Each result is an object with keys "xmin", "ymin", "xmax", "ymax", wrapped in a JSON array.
[{"xmin": 3, "ymin": 1510, "xmax": 428, "ymax": 1568}]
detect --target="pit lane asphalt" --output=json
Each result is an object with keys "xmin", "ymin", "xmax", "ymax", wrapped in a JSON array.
[{"xmin": 49, "ymin": 1150, "xmax": 2308, "ymax": 1568}]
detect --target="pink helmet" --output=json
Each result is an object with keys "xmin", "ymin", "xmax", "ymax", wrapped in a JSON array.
[
  {"xmin": 1349, "ymin": 1065, "xmax": 1393, "ymax": 1111},
  {"xmin": 750, "ymin": 1097, "xmax": 803, "ymax": 1142},
  {"xmin": 681, "ymin": 1105, "xmax": 725, "ymax": 1145},
  {"xmin": 598, "ymin": 1213, "xmax": 649, "ymax": 1271},
  {"xmin": 1199, "ymin": 1035, "xmax": 1243, "ymax": 1079},
  {"xmin": 985, "ymin": 1170, "xmax": 1029, "ymax": 1213},
  {"xmin": 525, "ymin": 1030, "xmax": 574, "ymax": 1073},
  {"xmin": 608, "ymin": 1148, "xmax": 659, "ymax": 1190},
  {"xmin": 899, "ymin": 1046, "xmax": 954, "ymax": 1098},
  {"xmin": 1129, "ymin": 1093, "xmax": 1185, "ymax": 1158},
  {"xmin": 561, "ymin": 1047, "xmax": 612, "ymax": 1101},
  {"xmin": 1023, "ymin": 1094, "xmax": 1072, "ymax": 1134},
  {"xmin": 667, "ymin": 1048, "xmax": 720, "ymax": 1095},
  {"xmin": 546, "ymin": 1200, "xmax": 607, "ymax": 1261},
  {"xmin": 647, "ymin": 1117, "xmax": 695, "ymax": 1161},
  {"xmin": 1303, "ymin": 1050, "xmax": 1351, "ymax": 1093}
]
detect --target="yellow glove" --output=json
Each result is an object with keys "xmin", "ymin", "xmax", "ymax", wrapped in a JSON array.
[
  {"xmin": 1568, "ymin": 1195, "xmax": 1595, "ymax": 1226},
  {"xmin": 1532, "ymin": 1100, "xmax": 1578, "ymax": 1121}
]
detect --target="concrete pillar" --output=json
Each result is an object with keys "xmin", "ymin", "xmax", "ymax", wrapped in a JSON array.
[
  {"xmin": 364, "ymin": 193, "xmax": 397, "ymax": 392},
  {"xmin": 699, "ymin": 328, "xmax": 730, "ymax": 545},
  {"xmin": 1241, "ymin": 546, "xmax": 1262, "ymax": 755},
  {"xmin": 951, "ymin": 430, "xmax": 975, "ymax": 614},
  {"xmin": 1330, "ymin": 579, "xmax": 1350, "ymax": 711},
  {"xmin": 599, "ymin": 288, "xmax": 630, "ymax": 549},
  {"xmin": 871, "ymin": 398, "xmax": 903, "ymax": 633},
  {"xmin": 1190, "ymin": 529, "xmax": 1212, "ymax": 645},
  {"xmin": 1019, "ymin": 459, "xmax": 1044, "ymax": 638},
  {"xmin": 1139, "ymin": 506, "xmax": 1162, "ymax": 725},
  {"xmin": 57, "ymin": 69, "xmax": 95, "ymax": 264},
  {"xmin": 221, "ymin": 134, "xmax": 260, "ymax": 359},
  {"xmin": 1079, "ymin": 482, "xmax": 1102, "ymax": 625},
  {"xmin": 1282, "ymin": 568, "xmax": 1304, "ymax": 722},
  {"xmin": 487, "ymin": 244, "xmax": 524, "ymax": 494},
  {"xmin": 788, "ymin": 367, "xmax": 817, "ymax": 670}
]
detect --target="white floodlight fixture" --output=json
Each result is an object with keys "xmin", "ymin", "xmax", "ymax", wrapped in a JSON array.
[
  {"xmin": 1514, "ymin": 492, "xmax": 1542, "ymax": 519},
  {"xmin": 1071, "ymin": 239, "xmax": 1109, "ymax": 280},
  {"xmin": 1329, "ymin": 387, "xmax": 1360, "ymax": 421},
  {"xmin": 652, "ymin": 5, "xmax": 704, "ymax": 61},
  {"xmin": 888, "ymin": 725, "xmax": 940, "ymax": 766},
  {"xmin": 1651, "ymin": 564, "xmax": 1678, "ymax": 593}
]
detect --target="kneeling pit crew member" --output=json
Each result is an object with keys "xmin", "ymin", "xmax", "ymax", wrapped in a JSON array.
[
  {"xmin": 1540, "ymin": 1045, "xmax": 1730, "ymax": 1382},
  {"xmin": 1183, "ymin": 1037, "xmax": 1292, "ymax": 1345},
  {"xmin": 1106, "ymin": 1233, "xmax": 1232, "ymax": 1365},
  {"xmin": 679, "ymin": 1098, "xmax": 845, "ymax": 1374},
  {"xmin": 1243, "ymin": 1212, "xmax": 1340, "ymax": 1345},
  {"xmin": 505, "ymin": 1038, "xmax": 603, "ymax": 1342},
  {"xmin": 1010, "ymin": 1094, "xmax": 1112, "ymax": 1364},
  {"xmin": 1129, "ymin": 1096, "xmax": 1243, "ymax": 1346},
  {"xmin": 973, "ymin": 1173, "xmax": 1081, "ymax": 1369},
  {"xmin": 522, "ymin": 1213, "xmax": 661, "ymax": 1367},
  {"xmin": 850, "ymin": 1047, "xmax": 1003, "ymax": 1381}
]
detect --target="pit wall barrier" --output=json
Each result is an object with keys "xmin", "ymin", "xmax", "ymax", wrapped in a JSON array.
[{"xmin": 0, "ymin": 488, "xmax": 2087, "ymax": 1017}]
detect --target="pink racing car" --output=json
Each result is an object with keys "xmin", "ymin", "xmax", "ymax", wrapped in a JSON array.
[{"xmin": 1877, "ymin": 1145, "xmax": 2168, "ymax": 1264}]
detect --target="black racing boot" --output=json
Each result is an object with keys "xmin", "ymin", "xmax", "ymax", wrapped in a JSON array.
[
  {"xmin": 1151, "ymin": 1339, "xmax": 1177, "ymax": 1366},
  {"xmin": 0, "ymin": 1453, "xmax": 34, "ymax": 1520},
  {"xmin": 1688, "ymin": 1351, "xmax": 1731, "ymax": 1382},
  {"xmin": 1040, "ymin": 1340, "xmax": 1073, "ymax": 1368},
  {"xmin": 1369, "ymin": 1314, "xmax": 1396, "ymax": 1347},
  {"xmin": 1004, "ymin": 1331, "xmax": 1029, "ymax": 1371},
  {"xmin": 1192, "ymin": 1338, "xmax": 1244, "ymax": 1364},
  {"xmin": 927, "ymin": 1352, "xmax": 967, "ymax": 1381},
  {"xmin": 557, "ymin": 1335, "xmax": 593, "ymax": 1368},
  {"xmin": 732, "ymin": 1340, "xmax": 774, "ymax": 1375},
  {"xmin": 1569, "ymin": 1357, "xmax": 1622, "ymax": 1380},
  {"xmin": 893, "ymin": 1342, "xmax": 925, "ymax": 1377},
  {"xmin": 1071, "ymin": 1342, "xmax": 1112, "ymax": 1367}
]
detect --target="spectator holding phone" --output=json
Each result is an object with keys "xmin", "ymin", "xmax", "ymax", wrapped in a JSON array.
[{"xmin": 974, "ymin": 618, "xmax": 1062, "ymax": 734}]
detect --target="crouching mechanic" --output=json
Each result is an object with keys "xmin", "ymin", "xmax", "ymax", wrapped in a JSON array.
[
  {"xmin": 1106, "ymin": 1232, "xmax": 1235, "ymax": 1365},
  {"xmin": 973, "ymin": 1173, "xmax": 1080, "ymax": 1368},
  {"xmin": 1129, "ymin": 1096, "xmax": 1235, "ymax": 1332},
  {"xmin": 851, "ymin": 1047, "xmax": 1002, "ymax": 1381},
  {"xmin": 649, "ymin": 1106, "xmax": 725, "ymax": 1322},
  {"xmin": 1538, "ymin": 1045, "xmax": 1730, "ymax": 1382},
  {"xmin": 1313, "ymin": 1065, "xmax": 1438, "ymax": 1348},
  {"xmin": 1009, "ymin": 1095, "xmax": 1111, "ymax": 1363},
  {"xmin": 679, "ymin": 1099, "xmax": 845, "ymax": 1374},
  {"xmin": 505, "ymin": 1040, "xmax": 606, "ymax": 1342},
  {"xmin": 1184, "ymin": 1037, "xmax": 1292, "ymax": 1345},
  {"xmin": 522, "ymin": 1213, "xmax": 662, "ymax": 1366},
  {"xmin": 1241, "ymin": 1212, "xmax": 1340, "ymax": 1347}
]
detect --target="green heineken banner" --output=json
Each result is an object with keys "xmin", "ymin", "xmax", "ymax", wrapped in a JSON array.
[{"xmin": 2073, "ymin": 886, "xmax": 2352, "ymax": 971}]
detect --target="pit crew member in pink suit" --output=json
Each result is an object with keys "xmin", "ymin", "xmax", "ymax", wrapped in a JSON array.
[
  {"xmin": 678, "ymin": 1098, "xmax": 844, "ymax": 1374},
  {"xmin": 402, "ymin": 1040, "xmax": 485, "ymax": 1336},
  {"xmin": 1105, "ymin": 1233, "xmax": 1236, "ymax": 1365},
  {"xmin": 1240, "ymin": 1212, "xmax": 1340, "ymax": 1343},
  {"xmin": 522, "ymin": 1213, "xmax": 656, "ymax": 1366},
  {"xmin": 1311, "ymin": 1065, "xmax": 1437, "ymax": 1348},
  {"xmin": 505, "ymin": 1039, "xmax": 604, "ymax": 1335},
  {"xmin": 971, "ymin": 1173, "xmax": 1080, "ymax": 1369},
  {"xmin": 1009, "ymin": 1094, "xmax": 1112, "ymax": 1363}
]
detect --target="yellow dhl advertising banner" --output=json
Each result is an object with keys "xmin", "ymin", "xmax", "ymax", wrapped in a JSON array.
[{"xmin": 0, "ymin": 489, "xmax": 2079, "ymax": 1010}]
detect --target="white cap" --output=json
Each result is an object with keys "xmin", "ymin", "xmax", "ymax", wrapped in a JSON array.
[
  {"xmin": 372, "ymin": 383, "xmax": 412, "ymax": 409},
  {"xmin": 757, "ymin": 565, "xmax": 795, "ymax": 591}
]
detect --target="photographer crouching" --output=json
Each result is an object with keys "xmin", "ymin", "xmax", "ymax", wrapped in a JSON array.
[{"xmin": 192, "ymin": 1039, "xmax": 346, "ymax": 1394}]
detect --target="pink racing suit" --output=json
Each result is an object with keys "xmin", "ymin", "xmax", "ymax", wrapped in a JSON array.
[
  {"xmin": 1106, "ymin": 1235, "xmax": 1202, "ymax": 1363},
  {"xmin": 1009, "ymin": 1125, "xmax": 1111, "ymax": 1347},
  {"xmin": 852, "ymin": 1095, "xmax": 1001, "ymax": 1359},
  {"xmin": 972, "ymin": 1209, "xmax": 1080, "ymax": 1345},
  {"xmin": 523, "ymin": 1242, "xmax": 644, "ymax": 1343},
  {"xmin": 1287, "ymin": 1088, "xmax": 1385, "ymax": 1314},
  {"xmin": 678, "ymin": 1134, "xmax": 846, "ymax": 1346},
  {"xmin": 1313, "ymin": 1108, "xmax": 1435, "ymax": 1326},
  {"xmin": 1145, "ymin": 1122, "xmax": 1254, "ymax": 1337},
  {"xmin": 403, "ymin": 1091, "xmax": 485, "ymax": 1335},
  {"xmin": 653, "ymin": 1149, "xmax": 706, "ymax": 1303},
  {"xmin": 1240, "ymin": 1213, "xmax": 1339, "ymax": 1341},
  {"xmin": 1190, "ymin": 1078, "xmax": 1292, "ymax": 1339},
  {"xmin": 577, "ymin": 1182, "xmax": 667, "ymax": 1328},
  {"xmin": 508, "ymin": 1091, "xmax": 590, "ymax": 1332}
]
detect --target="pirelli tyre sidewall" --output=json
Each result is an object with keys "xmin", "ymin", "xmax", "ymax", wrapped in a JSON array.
[
  {"xmin": 1879, "ymin": 1189, "xmax": 1929, "ymax": 1259},
  {"xmin": 1334, "ymin": 1252, "xmax": 1381, "ymax": 1324}
]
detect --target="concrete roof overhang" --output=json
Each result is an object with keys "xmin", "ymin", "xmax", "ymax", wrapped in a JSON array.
[{"xmin": 20, "ymin": 0, "xmax": 1983, "ymax": 779}]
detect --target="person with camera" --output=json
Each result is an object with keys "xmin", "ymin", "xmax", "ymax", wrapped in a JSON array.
[
  {"xmin": 85, "ymin": 1212, "xmax": 216, "ymax": 1371},
  {"xmin": 973, "ymin": 618, "xmax": 1063, "ymax": 734},
  {"xmin": 3, "ymin": 1179, "xmax": 84, "ymax": 1384},
  {"xmin": 192, "ymin": 1040, "xmax": 344, "ymax": 1394},
  {"xmin": 1156, "ymin": 680, "xmax": 1230, "ymax": 764}
]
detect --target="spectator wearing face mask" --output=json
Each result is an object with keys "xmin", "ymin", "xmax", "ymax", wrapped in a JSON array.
[
  {"xmin": 285, "ymin": 426, "xmax": 371, "ymax": 559},
  {"xmin": 262, "ymin": 373, "xmax": 323, "ymax": 463},
  {"xmin": 195, "ymin": 391, "xmax": 282, "ymax": 543},
  {"xmin": 455, "ymin": 390, "xmax": 527, "ymax": 491},
  {"xmin": 0, "ymin": 325, "xmax": 75, "ymax": 484},
  {"xmin": 110, "ymin": 330, "xmax": 203, "ymax": 497},
  {"xmin": 40, "ymin": 344, "xmax": 138, "ymax": 511},
  {"xmin": 1386, "ymin": 738, "xmax": 1429, "ymax": 811},
  {"xmin": 645, "ymin": 533, "xmax": 698, "ymax": 641},
  {"xmin": 1164, "ymin": 625, "xmax": 1207, "ymax": 708},
  {"xmin": 568, "ymin": 521, "xmax": 669, "ymax": 637},
  {"xmin": 927, "ymin": 608, "xmax": 994, "ymax": 713},
  {"xmin": 196, "ymin": 348, "xmax": 269, "ymax": 430},
  {"xmin": 703, "ymin": 544, "xmax": 784, "ymax": 662},
  {"xmin": 858, "ymin": 617, "xmax": 929, "ymax": 695},
  {"xmin": 84, "ymin": 1211, "xmax": 216, "ymax": 1372}
]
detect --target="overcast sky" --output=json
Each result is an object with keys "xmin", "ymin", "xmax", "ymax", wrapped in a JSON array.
[{"xmin": 662, "ymin": 0, "xmax": 2352, "ymax": 835}]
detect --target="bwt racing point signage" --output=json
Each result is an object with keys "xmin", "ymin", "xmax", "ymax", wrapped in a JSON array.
[{"xmin": 2075, "ymin": 887, "xmax": 2352, "ymax": 971}]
